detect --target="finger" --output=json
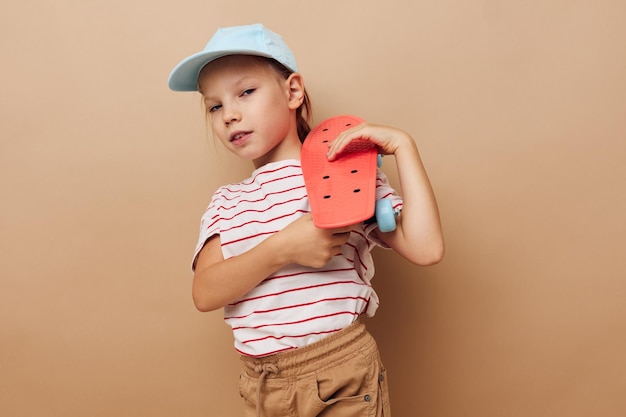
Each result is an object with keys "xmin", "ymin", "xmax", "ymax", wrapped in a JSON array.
[
  {"xmin": 330, "ymin": 244, "xmax": 345, "ymax": 257},
  {"xmin": 327, "ymin": 124, "xmax": 368, "ymax": 160},
  {"xmin": 330, "ymin": 226, "xmax": 353, "ymax": 235},
  {"xmin": 331, "ymin": 231, "xmax": 352, "ymax": 245},
  {"xmin": 330, "ymin": 128, "xmax": 363, "ymax": 153}
]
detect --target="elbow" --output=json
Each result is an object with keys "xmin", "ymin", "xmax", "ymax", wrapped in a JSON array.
[
  {"xmin": 193, "ymin": 299, "xmax": 220, "ymax": 313},
  {"xmin": 416, "ymin": 249, "xmax": 444, "ymax": 266},
  {"xmin": 194, "ymin": 301, "xmax": 213, "ymax": 313},
  {"xmin": 409, "ymin": 242, "xmax": 445, "ymax": 266},
  {"xmin": 192, "ymin": 275, "xmax": 224, "ymax": 312},
  {"xmin": 386, "ymin": 222, "xmax": 445, "ymax": 266},
  {"xmin": 192, "ymin": 292, "xmax": 222, "ymax": 313}
]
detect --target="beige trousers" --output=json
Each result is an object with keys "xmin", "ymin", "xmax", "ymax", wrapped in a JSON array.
[{"xmin": 239, "ymin": 319, "xmax": 391, "ymax": 417}]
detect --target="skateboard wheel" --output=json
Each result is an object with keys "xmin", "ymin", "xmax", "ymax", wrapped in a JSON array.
[
  {"xmin": 375, "ymin": 198, "xmax": 396, "ymax": 232},
  {"xmin": 377, "ymin": 154, "xmax": 383, "ymax": 168}
]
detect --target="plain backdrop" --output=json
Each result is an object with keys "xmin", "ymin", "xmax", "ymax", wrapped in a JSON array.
[{"xmin": 1, "ymin": 0, "xmax": 625, "ymax": 416}]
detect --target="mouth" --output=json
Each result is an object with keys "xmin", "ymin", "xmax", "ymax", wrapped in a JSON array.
[{"xmin": 230, "ymin": 131, "xmax": 251, "ymax": 143}]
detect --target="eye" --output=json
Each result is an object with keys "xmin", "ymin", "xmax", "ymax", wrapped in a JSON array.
[
  {"xmin": 207, "ymin": 104, "xmax": 222, "ymax": 113},
  {"xmin": 241, "ymin": 88, "xmax": 256, "ymax": 96}
]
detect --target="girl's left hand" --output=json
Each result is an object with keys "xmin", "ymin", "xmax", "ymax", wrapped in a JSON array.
[{"xmin": 326, "ymin": 122, "xmax": 411, "ymax": 161}]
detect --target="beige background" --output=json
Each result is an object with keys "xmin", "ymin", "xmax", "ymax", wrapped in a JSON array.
[{"xmin": 2, "ymin": 0, "xmax": 625, "ymax": 416}]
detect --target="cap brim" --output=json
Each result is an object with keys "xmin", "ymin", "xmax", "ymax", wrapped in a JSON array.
[{"xmin": 167, "ymin": 50, "xmax": 275, "ymax": 92}]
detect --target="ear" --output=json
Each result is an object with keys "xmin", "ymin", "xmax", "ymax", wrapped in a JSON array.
[{"xmin": 285, "ymin": 73, "xmax": 305, "ymax": 110}]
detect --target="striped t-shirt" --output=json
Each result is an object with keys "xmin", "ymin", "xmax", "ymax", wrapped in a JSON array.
[{"xmin": 192, "ymin": 159, "xmax": 402, "ymax": 357}]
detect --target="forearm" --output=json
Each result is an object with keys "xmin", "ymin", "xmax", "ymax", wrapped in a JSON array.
[
  {"xmin": 325, "ymin": 121, "xmax": 444, "ymax": 265},
  {"xmin": 192, "ymin": 234, "xmax": 289, "ymax": 312},
  {"xmin": 381, "ymin": 134, "xmax": 444, "ymax": 265},
  {"xmin": 191, "ymin": 214, "xmax": 351, "ymax": 312}
]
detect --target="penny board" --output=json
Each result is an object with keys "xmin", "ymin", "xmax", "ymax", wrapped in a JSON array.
[{"xmin": 301, "ymin": 115, "xmax": 378, "ymax": 228}]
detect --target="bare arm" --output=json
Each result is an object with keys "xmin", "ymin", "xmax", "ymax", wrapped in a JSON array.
[
  {"xmin": 192, "ymin": 214, "xmax": 351, "ymax": 312},
  {"xmin": 327, "ymin": 123, "xmax": 444, "ymax": 266}
]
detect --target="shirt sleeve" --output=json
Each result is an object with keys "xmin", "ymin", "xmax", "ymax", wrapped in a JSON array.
[
  {"xmin": 364, "ymin": 168, "xmax": 403, "ymax": 248},
  {"xmin": 191, "ymin": 192, "xmax": 223, "ymax": 271}
]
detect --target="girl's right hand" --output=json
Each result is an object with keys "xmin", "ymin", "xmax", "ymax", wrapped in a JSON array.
[
  {"xmin": 192, "ymin": 213, "xmax": 352, "ymax": 312},
  {"xmin": 274, "ymin": 214, "xmax": 352, "ymax": 269}
]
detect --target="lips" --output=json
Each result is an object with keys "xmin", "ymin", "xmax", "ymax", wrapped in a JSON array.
[{"xmin": 230, "ymin": 131, "xmax": 251, "ymax": 143}]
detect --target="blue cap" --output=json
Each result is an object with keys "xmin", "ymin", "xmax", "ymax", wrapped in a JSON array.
[{"xmin": 168, "ymin": 23, "xmax": 298, "ymax": 92}]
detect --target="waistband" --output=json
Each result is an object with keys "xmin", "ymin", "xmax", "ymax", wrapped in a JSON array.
[{"xmin": 240, "ymin": 318, "xmax": 373, "ymax": 378}]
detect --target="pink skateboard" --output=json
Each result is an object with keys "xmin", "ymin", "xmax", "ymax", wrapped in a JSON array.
[{"xmin": 301, "ymin": 115, "xmax": 396, "ymax": 231}]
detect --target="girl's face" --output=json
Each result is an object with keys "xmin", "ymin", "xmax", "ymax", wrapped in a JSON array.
[{"xmin": 198, "ymin": 55, "xmax": 304, "ymax": 168}]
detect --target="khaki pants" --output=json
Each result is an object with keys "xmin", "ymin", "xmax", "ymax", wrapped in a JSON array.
[{"xmin": 239, "ymin": 319, "xmax": 391, "ymax": 417}]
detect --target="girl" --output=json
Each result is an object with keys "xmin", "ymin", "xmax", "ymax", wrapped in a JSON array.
[{"xmin": 169, "ymin": 23, "xmax": 444, "ymax": 417}]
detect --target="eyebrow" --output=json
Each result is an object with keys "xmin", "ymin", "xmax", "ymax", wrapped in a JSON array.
[{"xmin": 201, "ymin": 74, "xmax": 262, "ymax": 102}]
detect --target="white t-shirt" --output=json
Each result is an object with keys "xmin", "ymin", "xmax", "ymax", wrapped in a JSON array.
[{"xmin": 192, "ymin": 159, "xmax": 402, "ymax": 357}]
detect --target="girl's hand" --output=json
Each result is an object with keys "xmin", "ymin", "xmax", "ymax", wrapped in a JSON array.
[
  {"xmin": 273, "ymin": 214, "xmax": 352, "ymax": 269},
  {"xmin": 326, "ymin": 122, "xmax": 412, "ymax": 161},
  {"xmin": 192, "ymin": 214, "xmax": 352, "ymax": 312}
]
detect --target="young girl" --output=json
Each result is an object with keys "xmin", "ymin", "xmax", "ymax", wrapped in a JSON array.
[{"xmin": 169, "ymin": 23, "xmax": 444, "ymax": 417}]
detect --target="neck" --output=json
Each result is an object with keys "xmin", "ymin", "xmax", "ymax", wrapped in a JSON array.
[{"xmin": 253, "ymin": 133, "xmax": 303, "ymax": 168}]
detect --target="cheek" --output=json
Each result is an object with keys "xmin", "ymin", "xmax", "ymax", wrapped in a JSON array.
[
  {"xmin": 208, "ymin": 117, "xmax": 229, "ymax": 144},
  {"xmin": 208, "ymin": 114, "xmax": 221, "ymax": 132}
]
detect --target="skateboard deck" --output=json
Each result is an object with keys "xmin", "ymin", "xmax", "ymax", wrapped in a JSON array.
[{"xmin": 301, "ymin": 115, "xmax": 378, "ymax": 229}]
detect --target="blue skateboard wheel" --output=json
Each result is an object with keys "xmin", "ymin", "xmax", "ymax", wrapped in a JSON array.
[{"xmin": 375, "ymin": 198, "xmax": 396, "ymax": 232}]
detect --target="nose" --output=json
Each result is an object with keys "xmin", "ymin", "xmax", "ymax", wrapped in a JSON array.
[{"xmin": 222, "ymin": 103, "xmax": 241, "ymax": 125}]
